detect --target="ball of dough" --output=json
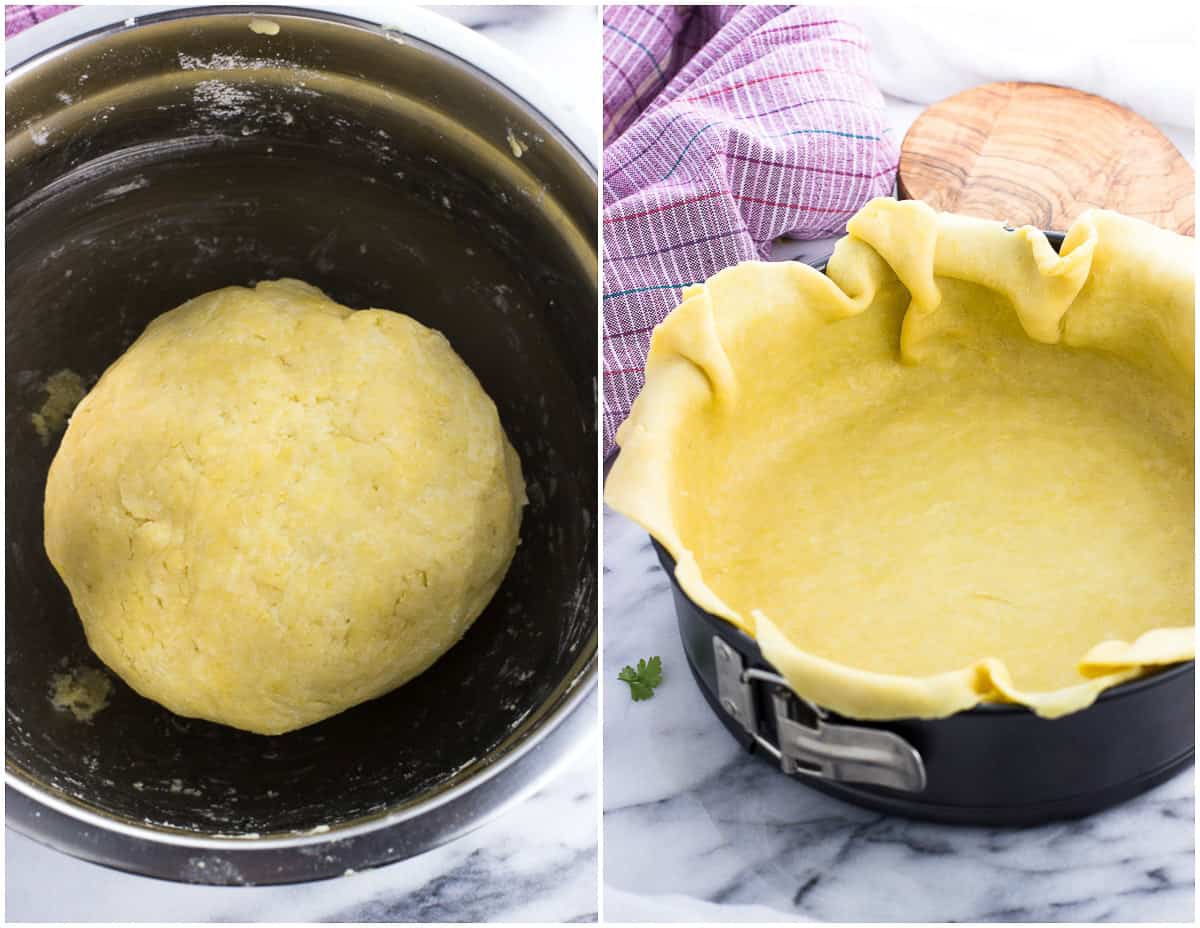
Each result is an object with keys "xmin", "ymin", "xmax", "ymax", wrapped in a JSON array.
[{"xmin": 45, "ymin": 279, "xmax": 525, "ymax": 735}]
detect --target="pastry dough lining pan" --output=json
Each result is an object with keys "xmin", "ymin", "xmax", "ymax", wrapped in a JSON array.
[
  {"xmin": 662, "ymin": 538, "xmax": 1193, "ymax": 825},
  {"xmin": 628, "ymin": 233, "xmax": 1194, "ymax": 827}
]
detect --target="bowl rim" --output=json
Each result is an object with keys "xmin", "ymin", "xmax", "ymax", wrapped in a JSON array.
[
  {"xmin": 5, "ymin": 2, "xmax": 599, "ymax": 857},
  {"xmin": 4, "ymin": 2, "xmax": 598, "ymax": 175}
]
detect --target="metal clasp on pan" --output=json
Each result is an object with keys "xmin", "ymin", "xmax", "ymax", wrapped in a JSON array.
[{"xmin": 713, "ymin": 637, "xmax": 926, "ymax": 792}]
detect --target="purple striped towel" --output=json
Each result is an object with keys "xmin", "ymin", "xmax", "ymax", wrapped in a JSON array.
[
  {"xmin": 603, "ymin": 5, "xmax": 898, "ymax": 454},
  {"xmin": 5, "ymin": 4, "xmax": 73, "ymax": 38}
]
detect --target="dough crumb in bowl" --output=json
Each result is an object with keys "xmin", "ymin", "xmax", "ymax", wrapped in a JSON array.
[
  {"xmin": 248, "ymin": 19, "xmax": 281, "ymax": 37},
  {"xmin": 506, "ymin": 128, "xmax": 529, "ymax": 159},
  {"xmin": 30, "ymin": 369, "xmax": 86, "ymax": 445},
  {"xmin": 49, "ymin": 666, "xmax": 113, "ymax": 723},
  {"xmin": 44, "ymin": 279, "xmax": 526, "ymax": 736}
]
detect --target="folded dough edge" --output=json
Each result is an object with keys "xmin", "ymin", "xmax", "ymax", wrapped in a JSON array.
[{"xmin": 606, "ymin": 198, "xmax": 1195, "ymax": 721}]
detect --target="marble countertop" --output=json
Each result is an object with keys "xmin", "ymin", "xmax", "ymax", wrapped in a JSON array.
[
  {"xmin": 603, "ymin": 11, "xmax": 1194, "ymax": 920},
  {"xmin": 5, "ymin": 4, "xmax": 598, "ymax": 923}
]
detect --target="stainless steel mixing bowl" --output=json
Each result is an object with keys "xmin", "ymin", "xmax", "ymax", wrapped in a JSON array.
[{"xmin": 5, "ymin": 6, "xmax": 597, "ymax": 884}]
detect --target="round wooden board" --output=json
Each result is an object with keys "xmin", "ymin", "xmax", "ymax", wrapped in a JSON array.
[{"xmin": 898, "ymin": 82, "xmax": 1194, "ymax": 235}]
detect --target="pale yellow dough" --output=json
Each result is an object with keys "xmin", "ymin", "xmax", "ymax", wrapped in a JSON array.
[
  {"xmin": 607, "ymin": 199, "xmax": 1194, "ymax": 720},
  {"xmin": 45, "ymin": 279, "xmax": 525, "ymax": 735}
]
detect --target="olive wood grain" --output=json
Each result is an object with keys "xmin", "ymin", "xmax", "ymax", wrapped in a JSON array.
[{"xmin": 899, "ymin": 81, "xmax": 1193, "ymax": 235}]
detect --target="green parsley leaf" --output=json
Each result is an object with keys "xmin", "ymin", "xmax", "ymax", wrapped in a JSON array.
[{"xmin": 617, "ymin": 656, "xmax": 663, "ymax": 701}]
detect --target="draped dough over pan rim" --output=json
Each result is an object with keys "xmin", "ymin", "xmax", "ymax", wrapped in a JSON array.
[{"xmin": 606, "ymin": 198, "xmax": 1195, "ymax": 720}]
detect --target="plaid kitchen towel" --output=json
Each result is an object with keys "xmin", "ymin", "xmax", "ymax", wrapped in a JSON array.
[
  {"xmin": 6, "ymin": 4, "xmax": 73, "ymax": 37},
  {"xmin": 603, "ymin": 5, "xmax": 897, "ymax": 453}
]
